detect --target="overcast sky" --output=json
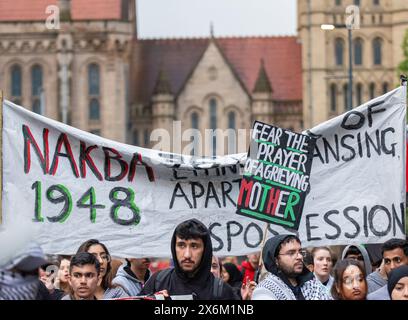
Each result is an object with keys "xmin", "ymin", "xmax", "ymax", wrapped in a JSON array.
[{"xmin": 137, "ymin": 0, "xmax": 297, "ymax": 38}]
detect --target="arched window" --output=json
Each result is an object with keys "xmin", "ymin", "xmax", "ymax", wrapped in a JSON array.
[
  {"xmin": 373, "ymin": 0, "xmax": 380, "ymax": 5},
  {"xmin": 31, "ymin": 65, "xmax": 43, "ymax": 96},
  {"xmin": 89, "ymin": 98, "xmax": 100, "ymax": 120},
  {"xmin": 191, "ymin": 112, "xmax": 199, "ymax": 156},
  {"xmin": 335, "ymin": 0, "xmax": 341, "ymax": 5},
  {"xmin": 31, "ymin": 65, "xmax": 43, "ymax": 113},
  {"xmin": 382, "ymin": 82, "xmax": 388, "ymax": 94},
  {"xmin": 191, "ymin": 112, "xmax": 199, "ymax": 130},
  {"xmin": 356, "ymin": 83, "xmax": 363, "ymax": 106},
  {"xmin": 369, "ymin": 83, "xmax": 376, "ymax": 99},
  {"xmin": 144, "ymin": 129, "xmax": 149, "ymax": 147},
  {"xmin": 11, "ymin": 65, "xmax": 22, "ymax": 101},
  {"xmin": 133, "ymin": 130, "xmax": 139, "ymax": 146},
  {"xmin": 354, "ymin": 38, "xmax": 363, "ymax": 65},
  {"xmin": 335, "ymin": 38, "xmax": 345, "ymax": 66},
  {"xmin": 209, "ymin": 98, "xmax": 217, "ymax": 156},
  {"xmin": 32, "ymin": 100, "xmax": 41, "ymax": 114},
  {"xmin": 373, "ymin": 38, "xmax": 382, "ymax": 65},
  {"xmin": 354, "ymin": 0, "xmax": 360, "ymax": 6},
  {"xmin": 227, "ymin": 111, "xmax": 236, "ymax": 154},
  {"xmin": 343, "ymin": 83, "xmax": 349, "ymax": 110},
  {"xmin": 88, "ymin": 64, "xmax": 100, "ymax": 95},
  {"xmin": 228, "ymin": 111, "xmax": 236, "ymax": 130},
  {"xmin": 330, "ymin": 84, "xmax": 337, "ymax": 112},
  {"xmin": 88, "ymin": 63, "xmax": 101, "ymax": 122}
]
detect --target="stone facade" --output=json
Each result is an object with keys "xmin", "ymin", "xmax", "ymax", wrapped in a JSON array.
[
  {"xmin": 0, "ymin": 0, "xmax": 135, "ymax": 143},
  {"xmin": 1, "ymin": 1, "xmax": 303, "ymax": 155},
  {"xmin": 298, "ymin": 0, "xmax": 408, "ymax": 128},
  {"xmin": 131, "ymin": 36, "xmax": 304, "ymax": 156}
]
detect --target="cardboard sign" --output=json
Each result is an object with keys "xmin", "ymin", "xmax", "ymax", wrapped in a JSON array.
[{"xmin": 236, "ymin": 121, "xmax": 315, "ymax": 230}]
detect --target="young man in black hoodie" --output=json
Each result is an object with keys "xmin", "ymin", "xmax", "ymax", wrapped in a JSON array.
[
  {"xmin": 140, "ymin": 219, "xmax": 237, "ymax": 300},
  {"xmin": 252, "ymin": 234, "xmax": 332, "ymax": 300}
]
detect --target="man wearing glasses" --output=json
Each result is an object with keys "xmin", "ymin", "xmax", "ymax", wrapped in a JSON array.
[
  {"xmin": 252, "ymin": 235, "xmax": 332, "ymax": 300},
  {"xmin": 62, "ymin": 253, "xmax": 100, "ymax": 300}
]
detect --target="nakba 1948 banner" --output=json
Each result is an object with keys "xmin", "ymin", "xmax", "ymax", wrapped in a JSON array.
[{"xmin": 1, "ymin": 86, "xmax": 406, "ymax": 257}]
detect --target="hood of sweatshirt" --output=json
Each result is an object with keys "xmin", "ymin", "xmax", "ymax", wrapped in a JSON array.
[{"xmin": 341, "ymin": 244, "xmax": 373, "ymax": 274}]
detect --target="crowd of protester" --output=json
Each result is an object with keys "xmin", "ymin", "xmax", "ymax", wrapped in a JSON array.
[{"xmin": 0, "ymin": 218, "xmax": 407, "ymax": 300}]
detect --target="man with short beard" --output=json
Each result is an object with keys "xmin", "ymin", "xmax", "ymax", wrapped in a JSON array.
[
  {"xmin": 141, "ymin": 219, "xmax": 236, "ymax": 300},
  {"xmin": 252, "ymin": 235, "xmax": 331, "ymax": 300}
]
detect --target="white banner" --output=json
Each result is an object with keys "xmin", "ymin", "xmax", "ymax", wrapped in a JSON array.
[
  {"xmin": 1, "ymin": 86, "xmax": 406, "ymax": 257},
  {"xmin": 298, "ymin": 86, "xmax": 406, "ymax": 246}
]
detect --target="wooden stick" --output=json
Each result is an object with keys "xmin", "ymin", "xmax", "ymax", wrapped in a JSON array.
[{"xmin": 256, "ymin": 223, "xmax": 269, "ymax": 278}]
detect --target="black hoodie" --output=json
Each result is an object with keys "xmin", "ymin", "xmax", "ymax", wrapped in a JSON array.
[
  {"xmin": 262, "ymin": 234, "xmax": 313, "ymax": 300},
  {"xmin": 141, "ymin": 219, "xmax": 236, "ymax": 300}
]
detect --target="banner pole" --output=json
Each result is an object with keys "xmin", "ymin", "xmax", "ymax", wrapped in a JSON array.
[
  {"xmin": 0, "ymin": 90, "xmax": 3, "ymax": 225},
  {"xmin": 254, "ymin": 223, "xmax": 269, "ymax": 282}
]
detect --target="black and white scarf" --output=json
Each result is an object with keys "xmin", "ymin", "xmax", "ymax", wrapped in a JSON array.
[{"xmin": 0, "ymin": 270, "xmax": 39, "ymax": 300}]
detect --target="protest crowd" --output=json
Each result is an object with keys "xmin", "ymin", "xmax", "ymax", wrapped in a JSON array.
[
  {"xmin": 0, "ymin": 72, "xmax": 407, "ymax": 302},
  {"xmin": 0, "ymin": 218, "xmax": 407, "ymax": 301}
]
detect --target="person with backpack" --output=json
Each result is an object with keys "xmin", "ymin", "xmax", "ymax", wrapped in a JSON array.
[{"xmin": 140, "ymin": 219, "xmax": 237, "ymax": 300}]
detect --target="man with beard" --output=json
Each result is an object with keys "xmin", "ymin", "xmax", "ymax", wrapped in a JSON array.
[
  {"xmin": 62, "ymin": 252, "xmax": 100, "ymax": 300},
  {"xmin": 113, "ymin": 257, "xmax": 152, "ymax": 296},
  {"xmin": 140, "ymin": 219, "xmax": 237, "ymax": 300},
  {"xmin": 252, "ymin": 235, "xmax": 332, "ymax": 300}
]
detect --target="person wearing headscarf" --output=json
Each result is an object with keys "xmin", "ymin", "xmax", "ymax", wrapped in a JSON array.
[
  {"xmin": 252, "ymin": 234, "xmax": 331, "ymax": 300},
  {"xmin": 222, "ymin": 262, "xmax": 243, "ymax": 299},
  {"xmin": 387, "ymin": 265, "xmax": 408, "ymax": 300}
]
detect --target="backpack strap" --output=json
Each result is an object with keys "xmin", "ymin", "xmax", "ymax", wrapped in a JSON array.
[
  {"xmin": 212, "ymin": 277, "xmax": 224, "ymax": 299},
  {"xmin": 154, "ymin": 268, "xmax": 173, "ymax": 291}
]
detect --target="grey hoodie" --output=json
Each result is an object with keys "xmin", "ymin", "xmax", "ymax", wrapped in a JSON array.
[
  {"xmin": 112, "ymin": 263, "xmax": 151, "ymax": 297},
  {"xmin": 341, "ymin": 244, "xmax": 372, "ymax": 274},
  {"xmin": 366, "ymin": 270, "xmax": 387, "ymax": 293}
]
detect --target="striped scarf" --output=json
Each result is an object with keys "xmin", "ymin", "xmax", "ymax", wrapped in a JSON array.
[{"xmin": 0, "ymin": 270, "xmax": 39, "ymax": 300}]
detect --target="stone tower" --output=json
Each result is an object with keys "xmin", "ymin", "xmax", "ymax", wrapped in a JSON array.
[
  {"xmin": 151, "ymin": 68, "xmax": 175, "ymax": 151},
  {"xmin": 298, "ymin": 0, "xmax": 408, "ymax": 128},
  {"xmin": 251, "ymin": 59, "xmax": 274, "ymax": 125}
]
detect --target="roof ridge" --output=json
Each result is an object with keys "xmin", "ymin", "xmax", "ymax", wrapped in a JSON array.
[{"xmin": 136, "ymin": 35, "xmax": 298, "ymax": 41}]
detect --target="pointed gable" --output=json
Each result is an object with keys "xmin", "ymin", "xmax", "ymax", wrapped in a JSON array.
[
  {"xmin": 153, "ymin": 68, "xmax": 173, "ymax": 95},
  {"xmin": 217, "ymin": 36, "xmax": 302, "ymax": 101},
  {"xmin": 132, "ymin": 36, "xmax": 302, "ymax": 105},
  {"xmin": 132, "ymin": 38, "xmax": 209, "ymax": 105},
  {"xmin": 253, "ymin": 59, "xmax": 273, "ymax": 93}
]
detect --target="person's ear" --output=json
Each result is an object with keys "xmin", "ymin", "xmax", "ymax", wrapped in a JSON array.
[
  {"xmin": 97, "ymin": 274, "xmax": 103, "ymax": 286},
  {"xmin": 67, "ymin": 275, "xmax": 72, "ymax": 287}
]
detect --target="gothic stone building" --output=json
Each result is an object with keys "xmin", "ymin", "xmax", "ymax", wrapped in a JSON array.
[
  {"xmin": 298, "ymin": 0, "xmax": 408, "ymax": 128},
  {"xmin": 0, "ymin": 0, "xmax": 135, "ymax": 143},
  {"xmin": 0, "ymin": 0, "xmax": 303, "ymax": 157},
  {"xmin": 131, "ymin": 36, "xmax": 303, "ymax": 156}
]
